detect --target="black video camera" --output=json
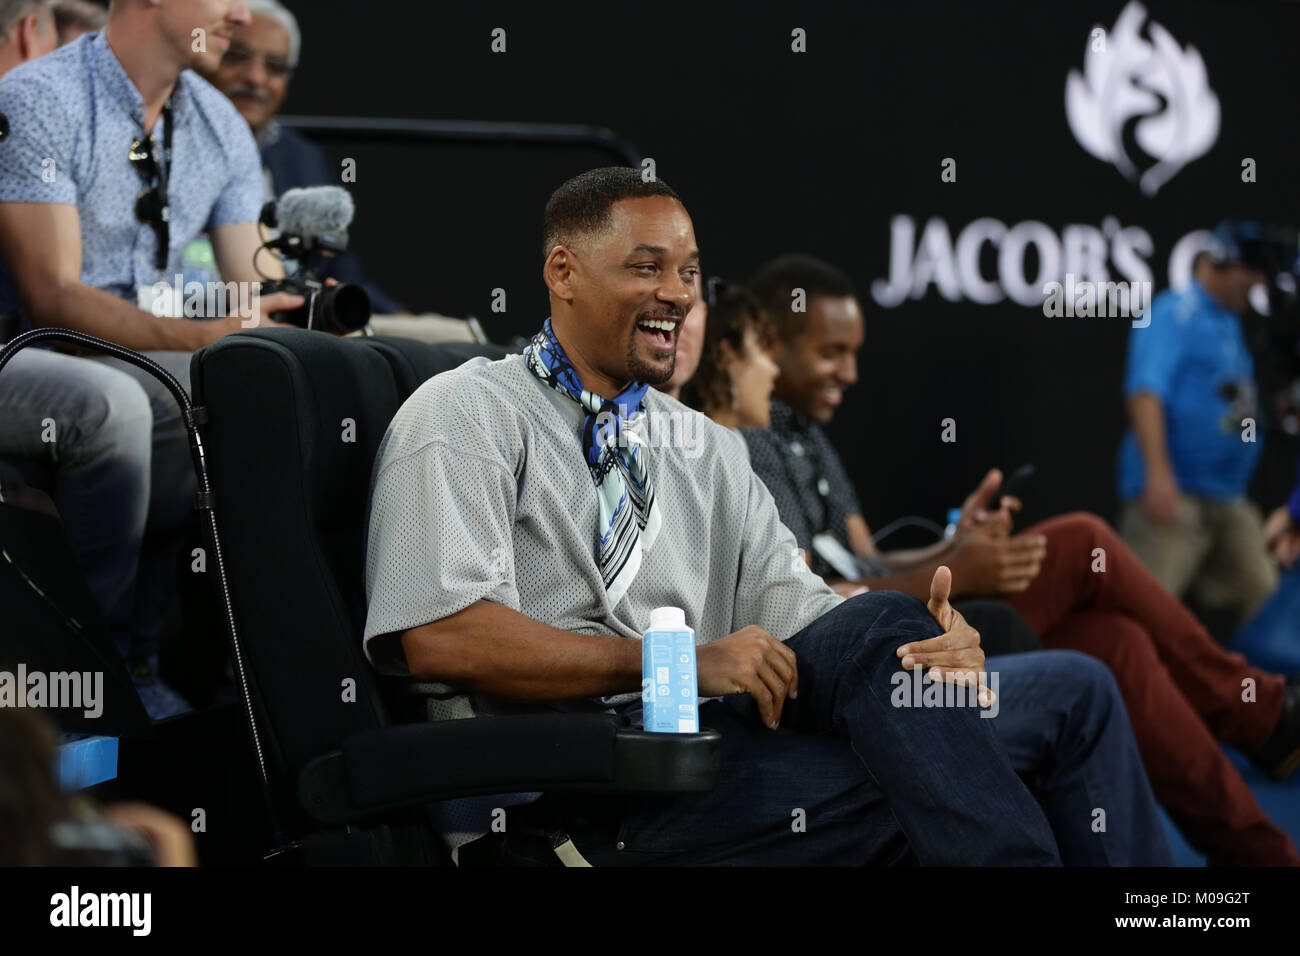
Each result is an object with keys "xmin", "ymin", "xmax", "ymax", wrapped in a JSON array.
[
  {"xmin": 259, "ymin": 273, "xmax": 371, "ymax": 335},
  {"xmin": 258, "ymin": 187, "xmax": 371, "ymax": 335}
]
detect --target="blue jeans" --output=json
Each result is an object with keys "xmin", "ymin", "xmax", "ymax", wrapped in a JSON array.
[{"xmin": 573, "ymin": 591, "xmax": 1171, "ymax": 866}]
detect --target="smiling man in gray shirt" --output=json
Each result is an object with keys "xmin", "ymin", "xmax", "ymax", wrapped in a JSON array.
[{"xmin": 363, "ymin": 167, "xmax": 1169, "ymax": 866}]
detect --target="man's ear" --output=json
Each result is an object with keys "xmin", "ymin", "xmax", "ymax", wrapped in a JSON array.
[
  {"xmin": 18, "ymin": 14, "xmax": 39, "ymax": 59},
  {"xmin": 542, "ymin": 245, "xmax": 576, "ymax": 303}
]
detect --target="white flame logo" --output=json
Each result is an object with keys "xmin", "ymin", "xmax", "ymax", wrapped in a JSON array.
[{"xmin": 1066, "ymin": 1, "xmax": 1219, "ymax": 196}]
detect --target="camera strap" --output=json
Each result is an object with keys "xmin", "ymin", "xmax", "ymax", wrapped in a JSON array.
[
  {"xmin": 157, "ymin": 98, "xmax": 173, "ymax": 209},
  {"xmin": 146, "ymin": 98, "xmax": 174, "ymax": 272}
]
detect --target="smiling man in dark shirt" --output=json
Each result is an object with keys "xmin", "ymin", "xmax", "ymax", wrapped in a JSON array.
[{"xmin": 744, "ymin": 252, "xmax": 1300, "ymax": 865}]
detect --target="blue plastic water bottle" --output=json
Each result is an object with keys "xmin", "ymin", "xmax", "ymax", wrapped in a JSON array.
[{"xmin": 642, "ymin": 606, "xmax": 699, "ymax": 733}]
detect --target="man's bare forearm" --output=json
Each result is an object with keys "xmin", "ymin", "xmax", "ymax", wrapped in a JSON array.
[
  {"xmin": 400, "ymin": 599, "xmax": 642, "ymax": 701},
  {"xmin": 38, "ymin": 282, "xmax": 214, "ymax": 351},
  {"xmin": 1128, "ymin": 392, "xmax": 1174, "ymax": 478},
  {"xmin": 831, "ymin": 562, "xmax": 941, "ymax": 602}
]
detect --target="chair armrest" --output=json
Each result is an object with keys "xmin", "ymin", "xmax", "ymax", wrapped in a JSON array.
[{"xmin": 298, "ymin": 713, "xmax": 721, "ymax": 825}]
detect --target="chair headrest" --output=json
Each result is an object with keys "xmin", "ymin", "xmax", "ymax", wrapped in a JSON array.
[{"xmin": 189, "ymin": 329, "xmax": 508, "ymax": 785}]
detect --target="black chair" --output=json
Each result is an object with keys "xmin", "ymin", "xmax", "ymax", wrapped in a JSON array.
[{"xmin": 189, "ymin": 328, "xmax": 721, "ymax": 865}]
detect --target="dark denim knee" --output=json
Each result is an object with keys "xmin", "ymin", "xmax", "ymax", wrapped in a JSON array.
[
  {"xmin": 783, "ymin": 589, "xmax": 949, "ymax": 731},
  {"xmin": 798, "ymin": 590, "xmax": 943, "ymax": 670},
  {"xmin": 841, "ymin": 588, "xmax": 935, "ymax": 627},
  {"xmin": 1034, "ymin": 648, "xmax": 1121, "ymax": 720}
]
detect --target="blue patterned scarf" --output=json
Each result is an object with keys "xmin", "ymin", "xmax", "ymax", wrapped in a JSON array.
[{"xmin": 525, "ymin": 318, "xmax": 661, "ymax": 606}]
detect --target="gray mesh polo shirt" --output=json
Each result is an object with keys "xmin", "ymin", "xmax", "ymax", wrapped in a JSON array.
[{"xmin": 363, "ymin": 352, "xmax": 843, "ymax": 718}]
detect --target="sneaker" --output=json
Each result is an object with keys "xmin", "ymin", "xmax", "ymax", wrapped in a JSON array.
[{"xmin": 1251, "ymin": 675, "xmax": 1300, "ymax": 782}]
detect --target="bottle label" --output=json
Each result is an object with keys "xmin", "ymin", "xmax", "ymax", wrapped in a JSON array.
[{"xmin": 642, "ymin": 628, "xmax": 698, "ymax": 733}]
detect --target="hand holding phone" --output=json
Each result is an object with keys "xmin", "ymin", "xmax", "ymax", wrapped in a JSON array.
[
  {"xmin": 995, "ymin": 464, "xmax": 1035, "ymax": 505},
  {"xmin": 959, "ymin": 465, "xmax": 1033, "ymax": 538}
]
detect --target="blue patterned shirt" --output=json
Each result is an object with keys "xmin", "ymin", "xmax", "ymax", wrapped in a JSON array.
[{"xmin": 0, "ymin": 30, "xmax": 263, "ymax": 327}]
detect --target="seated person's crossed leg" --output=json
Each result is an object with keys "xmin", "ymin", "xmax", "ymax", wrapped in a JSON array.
[{"xmin": 362, "ymin": 168, "xmax": 1170, "ymax": 865}]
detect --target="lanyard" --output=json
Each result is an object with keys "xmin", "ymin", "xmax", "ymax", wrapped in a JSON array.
[
  {"xmin": 156, "ymin": 99, "xmax": 172, "ymax": 208},
  {"xmin": 149, "ymin": 100, "xmax": 173, "ymax": 271}
]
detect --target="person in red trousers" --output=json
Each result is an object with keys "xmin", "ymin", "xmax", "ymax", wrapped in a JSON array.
[{"xmin": 741, "ymin": 253, "xmax": 1300, "ymax": 866}]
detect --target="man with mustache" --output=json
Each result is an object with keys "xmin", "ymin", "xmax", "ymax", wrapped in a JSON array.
[
  {"xmin": 199, "ymin": 0, "xmax": 402, "ymax": 313},
  {"xmin": 362, "ymin": 167, "xmax": 1170, "ymax": 866}
]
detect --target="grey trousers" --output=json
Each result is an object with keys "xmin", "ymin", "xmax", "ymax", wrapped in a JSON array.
[
  {"xmin": 87, "ymin": 350, "xmax": 197, "ymax": 659},
  {"xmin": 1120, "ymin": 494, "xmax": 1279, "ymax": 622},
  {"xmin": 0, "ymin": 345, "xmax": 196, "ymax": 661}
]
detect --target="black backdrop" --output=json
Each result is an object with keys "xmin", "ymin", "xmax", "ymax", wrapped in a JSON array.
[{"xmin": 277, "ymin": 0, "xmax": 1300, "ymax": 536}]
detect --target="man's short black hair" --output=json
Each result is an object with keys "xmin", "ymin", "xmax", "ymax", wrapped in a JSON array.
[
  {"xmin": 542, "ymin": 166, "xmax": 680, "ymax": 260},
  {"xmin": 748, "ymin": 253, "xmax": 857, "ymax": 341}
]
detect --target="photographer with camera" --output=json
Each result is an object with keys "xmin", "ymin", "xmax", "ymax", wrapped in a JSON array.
[
  {"xmin": 1118, "ymin": 221, "xmax": 1280, "ymax": 623},
  {"xmin": 0, "ymin": 0, "xmax": 304, "ymax": 716}
]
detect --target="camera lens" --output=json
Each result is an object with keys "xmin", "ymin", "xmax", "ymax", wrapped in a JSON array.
[{"xmin": 318, "ymin": 283, "xmax": 371, "ymax": 334}]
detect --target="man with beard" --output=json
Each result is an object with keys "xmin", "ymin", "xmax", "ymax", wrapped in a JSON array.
[{"xmin": 361, "ymin": 167, "xmax": 1170, "ymax": 866}]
